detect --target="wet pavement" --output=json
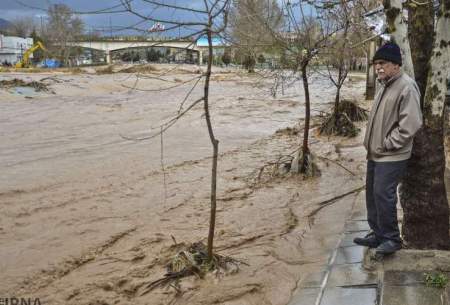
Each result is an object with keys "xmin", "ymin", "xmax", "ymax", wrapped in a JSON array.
[
  {"xmin": 288, "ymin": 191, "xmax": 378, "ymax": 305},
  {"xmin": 288, "ymin": 192, "xmax": 450, "ymax": 305}
]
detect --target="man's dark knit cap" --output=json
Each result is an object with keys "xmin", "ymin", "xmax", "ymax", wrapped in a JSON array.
[{"xmin": 373, "ymin": 42, "xmax": 402, "ymax": 66}]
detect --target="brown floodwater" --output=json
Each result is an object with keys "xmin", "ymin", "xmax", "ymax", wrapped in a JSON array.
[{"xmin": 0, "ymin": 65, "xmax": 367, "ymax": 304}]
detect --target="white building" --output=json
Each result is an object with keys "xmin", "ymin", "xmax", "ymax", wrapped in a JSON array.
[{"xmin": 0, "ymin": 34, "xmax": 33, "ymax": 65}]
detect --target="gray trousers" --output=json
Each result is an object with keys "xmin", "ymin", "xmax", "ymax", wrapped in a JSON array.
[{"xmin": 366, "ymin": 160, "xmax": 408, "ymax": 243}]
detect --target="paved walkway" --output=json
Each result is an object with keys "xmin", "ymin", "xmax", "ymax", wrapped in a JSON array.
[{"xmin": 288, "ymin": 191, "xmax": 450, "ymax": 305}]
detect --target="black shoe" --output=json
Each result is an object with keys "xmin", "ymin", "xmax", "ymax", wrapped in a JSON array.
[
  {"xmin": 353, "ymin": 232, "xmax": 380, "ymax": 248},
  {"xmin": 375, "ymin": 240, "xmax": 401, "ymax": 255}
]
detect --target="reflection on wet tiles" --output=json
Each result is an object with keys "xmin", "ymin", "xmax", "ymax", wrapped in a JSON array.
[
  {"xmin": 328, "ymin": 264, "xmax": 377, "ymax": 287},
  {"xmin": 287, "ymin": 189, "xmax": 378, "ymax": 305},
  {"xmin": 335, "ymin": 246, "xmax": 365, "ymax": 264},
  {"xmin": 321, "ymin": 287, "xmax": 377, "ymax": 305}
]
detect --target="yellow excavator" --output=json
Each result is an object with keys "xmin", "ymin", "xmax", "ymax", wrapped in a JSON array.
[{"xmin": 15, "ymin": 41, "xmax": 46, "ymax": 68}]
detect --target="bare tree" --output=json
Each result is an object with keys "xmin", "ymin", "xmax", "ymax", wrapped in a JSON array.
[
  {"xmin": 119, "ymin": 0, "xmax": 231, "ymax": 263},
  {"xmin": 45, "ymin": 4, "xmax": 84, "ymax": 66},
  {"xmin": 247, "ymin": 1, "xmax": 335, "ymax": 175},
  {"xmin": 5, "ymin": 16, "xmax": 36, "ymax": 38},
  {"xmin": 229, "ymin": 0, "xmax": 283, "ymax": 72},
  {"xmin": 318, "ymin": 0, "xmax": 369, "ymax": 136}
]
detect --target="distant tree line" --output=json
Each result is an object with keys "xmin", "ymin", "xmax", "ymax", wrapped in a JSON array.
[{"xmin": 115, "ymin": 48, "xmax": 174, "ymax": 63}]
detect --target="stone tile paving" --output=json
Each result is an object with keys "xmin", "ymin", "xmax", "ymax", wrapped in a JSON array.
[
  {"xmin": 321, "ymin": 287, "xmax": 377, "ymax": 305},
  {"xmin": 381, "ymin": 271, "xmax": 450, "ymax": 305},
  {"xmin": 327, "ymin": 263, "xmax": 377, "ymax": 287},
  {"xmin": 289, "ymin": 191, "xmax": 378, "ymax": 305},
  {"xmin": 288, "ymin": 190, "xmax": 450, "ymax": 305}
]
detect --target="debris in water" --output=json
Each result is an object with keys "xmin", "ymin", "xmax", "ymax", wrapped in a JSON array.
[
  {"xmin": 120, "ymin": 64, "xmax": 159, "ymax": 74},
  {"xmin": 291, "ymin": 150, "xmax": 321, "ymax": 178},
  {"xmin": 96, "ymin": 65, "xmax": 115, "ymax": 74},
  {"xmin": 339, "ymin": 99, "xmax": 368, "ymax": 122},
  {"xmin": 141, "ymin": 241, "xmax": 244, "ymax": 295},
  {"xmin": 319, "ymin": 112, "xmax": 359, "ymax": 137},
  {"xmin": 319, "ymin": 100, "xmax": 367, "ymax": 137},
  {"xmin": 0, "ymin": 78, "xmax": 50, "ymax": 92},
  {"xmin": 275, "ymin": 126, "xmax": 299, "ymax": 136}
]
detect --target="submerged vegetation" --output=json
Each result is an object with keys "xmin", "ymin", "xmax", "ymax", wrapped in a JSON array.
[
  {"xmin": 119, "ymin": 64, "xmax": 159, "ymax": 74},
  {"xmin": 319, "ymin": 100, "xmax": 368, "ymax": 137},
  {"xmin": 0, "ymin": 78, "xmax": 50, "ymax": 92},
  {"xmin": 141, "ymin": 242, "xmax": 243, "ymax": 295},
  {"xmin": 319, "ymin": 112, "xmax": 359, "ymax": 137},
  {"xmin": 338, "ymin": 99, "xmax": 369, "ymax": 122}
]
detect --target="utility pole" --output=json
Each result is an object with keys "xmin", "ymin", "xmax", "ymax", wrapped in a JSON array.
[{"xmin": 109, "ymin": 17, "xmax": 113, "ymax": 39}]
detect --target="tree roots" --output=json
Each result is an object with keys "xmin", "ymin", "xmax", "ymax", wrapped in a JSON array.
[
  {"xmin": 141, "ymin": 242, "xmax": 244, "ymax": 295},
  {"xmin": 291, "ymin": 150, "xmax": 321, "ymax": 178},
  {"xmin": 339, "ymin": 99, "xmax": 368, "ymax": 122},
  {"xmin": 319, "ymin": 99, "xmax": 367, "ymax": 137},
  {"xmin": 319, "ymin": 112, "xmax": 359, "ymax": 137}
]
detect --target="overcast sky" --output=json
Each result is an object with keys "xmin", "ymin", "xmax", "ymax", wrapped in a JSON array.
[{"xmin": 0, "ymin": 0, "xmax": 210, "ymax": 37}]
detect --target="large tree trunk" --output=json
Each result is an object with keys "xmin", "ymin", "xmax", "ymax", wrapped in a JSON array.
[
  {"xmin": 446, "ymin": 91, "xmax": 450, "ymax": 170},
  {"xmin": 382, "ymin": 0, "xmax": 414, "ymax": 78},
  {"xmin": 401, "ymin": 128, "xmax": 449, "ymax": 249},
  {"xmin": 398, "ymin": 1, "xmax": 450, "ymax": 249},
  {"xmin": 408, "ymin": 1, "xmax": 434, "ymax": 106}
]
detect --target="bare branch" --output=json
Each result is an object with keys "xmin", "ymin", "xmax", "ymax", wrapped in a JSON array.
[
  {"xmin": 178, "ymin": 76, "xmax": 203, "ymax": 114},
  {"xmin": 141, "ymin": 0, "xmax": 208, "ymax": 14},
  {"xmin": 120, "ymin": 97, "xmax": 204, "ymax": 142},
  {"xmin": 120, "ymin": 0, "xmax": 208, "ymax": 26}
]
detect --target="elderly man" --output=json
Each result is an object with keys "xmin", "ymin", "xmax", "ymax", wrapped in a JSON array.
[{"xmin": 353, "ymin": 42, "xmax": 423, "ymax": 254}]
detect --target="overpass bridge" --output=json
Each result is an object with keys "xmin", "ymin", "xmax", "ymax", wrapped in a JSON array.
[{"xmin": 69, "ymin": 39, "xmax": 205, "ymax": 64}]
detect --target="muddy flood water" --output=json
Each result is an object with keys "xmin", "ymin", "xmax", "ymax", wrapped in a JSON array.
[{"xmin": 0, "ymin": 65, "xmax": 368, "ymax": 304}]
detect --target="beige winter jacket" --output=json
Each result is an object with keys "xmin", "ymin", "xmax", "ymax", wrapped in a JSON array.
[{"xmin": 364, "ymin": 72, "xmax": 422, "ymax": 162}]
